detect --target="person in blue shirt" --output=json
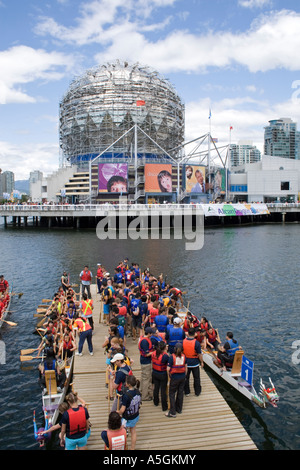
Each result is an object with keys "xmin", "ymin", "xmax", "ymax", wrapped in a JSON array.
[
  {"xmin": 165, "ymin": 317, "xmax": 185, "ymax": 354},
  {"xmin": 154, "ymin": 309, "xmax": 169, "ymax": 333}
]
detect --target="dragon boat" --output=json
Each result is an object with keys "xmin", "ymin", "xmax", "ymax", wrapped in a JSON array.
[{"xmin": 176, "ymin": 307, "xmax": 279, "ymax": 409}]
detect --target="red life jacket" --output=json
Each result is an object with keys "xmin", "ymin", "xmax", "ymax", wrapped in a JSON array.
[
  {"xmin": 151, "ymin": 352, "xmax": 167, "ymax": 372},
  {"xmin": 0, "ymin": 280, "xmax": 8, "ymax": 292},
  {"xmin": 63, "ymin": 339, "xmax": 73, "ymax": 350},
  {"xmin": 149, "ymin": 307, "xmax": 159, "ymax": 323},
  {"xmin": 207, "ymin": 329, "xmax": 217, "ymax": 342},
  {"xmin": 170, "ymin": 354, "xmax": 186, "ymax": 375},
  {"xmin": 97, "ymin": 268, "xmax": 103, "ymax": 278},
  {"xmin": 67, "ymin": 407, "xmax": 86, "ymax": 435},
  {"xmin": 105, "ymin": 428, "xmax": 127, "ymax": 450},
  {"xmin": 200, "ymin": 322, "xmax": 209, "ymax": 331},
  {"xmin": 118, "ymin": 305, "xmax": 127, "ymax": 317},
  {"xmin": 81, "ymin": 270, "xmax": 91, "ymax": 282},
  {"xmin": 183, "ymin": 338, "xmax": 198, "ymax": 358},
  {"xmin": 138, "ymin": 336, "xmax": 153, "ymax": 357}
]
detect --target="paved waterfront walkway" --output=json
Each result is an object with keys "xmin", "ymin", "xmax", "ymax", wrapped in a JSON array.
[{"xmin": 72, "ymin": 284, "xmax": 257, "ymax": 451}]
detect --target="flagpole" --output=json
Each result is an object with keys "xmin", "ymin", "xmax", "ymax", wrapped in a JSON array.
[{"xmin": 208, "ymin": 108, "xmax": 211, "ymax": 197}]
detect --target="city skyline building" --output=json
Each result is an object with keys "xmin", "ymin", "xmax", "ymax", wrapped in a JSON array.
[
  {"xmin": 230, "ymin": 140, "xmax": 261, "ymax": 167},
  {"xmin": 264, "ymin": 118, "xmax": 300, "ymax": 160}
]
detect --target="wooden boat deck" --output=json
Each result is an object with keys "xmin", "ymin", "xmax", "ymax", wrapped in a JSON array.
[{"xmin": 72, "ymin": 285, "xmax": 257, "ymax": 451}]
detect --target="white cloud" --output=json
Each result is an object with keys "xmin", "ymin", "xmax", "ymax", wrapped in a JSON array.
[
  {"xmin": 0, "ymin": 45, "xmax": 76, "ymax": 104},
  {"xmin": 0, "ymin": 140, "xmax": 60, "ymax": 179},
  {"xmin": 238, "ymin": 0, "xmax": 271, "ymax": 8},
  {"xmin": 185, "ymin": 93, "xmax": 300, "ymax": 157},
  {"xmin": 94, "ymin": 10, "xmax": 300, "ymax": 74}
]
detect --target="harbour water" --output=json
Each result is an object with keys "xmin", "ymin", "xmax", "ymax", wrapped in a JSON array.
[{"xmin": 0, "ymin": 222, "xmax": 299, "ymax": 450}]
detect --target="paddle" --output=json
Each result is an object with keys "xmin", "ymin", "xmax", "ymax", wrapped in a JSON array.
[
  {"xmin": 12, "ymin": 292, "xmax": 24, "ymax": 298},
  {"xmin": 20, "ymin": 355, "xmax": 41, "ymax": 362},
  {"xmin": 21, "ymin": 348, "xmax": 38, "ymax": 355},
  {"xmin": 1, "ymin": 318, "xmax": 17, "ymax": 326},
  {"xmin": 42, "ymin": 299, "xmax": 52, "ymax": 303}
]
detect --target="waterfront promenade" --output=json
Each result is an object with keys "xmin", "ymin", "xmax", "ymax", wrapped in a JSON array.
[
  {"xmin": 1, "ymin": 202, "xmax": 298, "ymax": 227},
  {"xmin": 72, "ymin": 284, "xmax": 257, "ymax": 451}
]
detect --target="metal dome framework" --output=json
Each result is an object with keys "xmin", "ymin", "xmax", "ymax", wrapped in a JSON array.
[{"xmin": 59, "ymin": 61, "xmax": 185, "ymax": 167}]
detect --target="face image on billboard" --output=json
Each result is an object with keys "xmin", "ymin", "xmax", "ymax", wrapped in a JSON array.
[
  {"xmin": 185, "ymin": 165, "xmax": 206, "ymax": 193},
  {"xmin": 213, "ymin": 168, "xmax": 226, "ymax": 197},
  {"xmin": 144, "ymin": 164, "xmax": 173, "ymax": 193},
  {"xmin": 98, "ymin": 163, "xmax": 128, "ymax": 193}
]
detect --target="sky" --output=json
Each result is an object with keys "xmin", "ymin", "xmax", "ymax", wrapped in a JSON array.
[{"xmin": 1, "ymin": 0, "xmax": 300, "ymax": 180}]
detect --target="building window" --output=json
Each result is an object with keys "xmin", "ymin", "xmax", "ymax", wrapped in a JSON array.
[{"xmin": 281, "ymin": 181, "xmax": 290, "ymax": 190}]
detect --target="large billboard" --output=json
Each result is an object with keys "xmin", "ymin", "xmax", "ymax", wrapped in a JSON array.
[
  {"xmin": 184, "ymin": 165, "xmax": 206, "ymax": 193},
  {"xmin": 98, "ymin": 163, "xmax": 128, "ymax": 193},
  {"xmin": 144, "ymin": 164, "xmax": 173, "ymax": 193}
]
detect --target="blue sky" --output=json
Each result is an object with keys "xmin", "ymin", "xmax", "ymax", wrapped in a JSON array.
[{"xmin": 1, "ymin": 0, "xmax": 300, "ymax": 179}]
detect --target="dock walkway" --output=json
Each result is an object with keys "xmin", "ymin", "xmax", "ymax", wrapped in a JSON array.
[{"xmin": 72, "ymin": 285, "xmax": 257, "ymax": 451}]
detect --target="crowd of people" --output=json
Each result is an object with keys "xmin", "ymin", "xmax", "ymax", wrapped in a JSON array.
[
  {"xmin": 0, "ymin": 275, "xmax": 10, "ymax": 322},
  {"xmin": 33, "ymin": 259, "xmax": 241, "ymax": 451}
]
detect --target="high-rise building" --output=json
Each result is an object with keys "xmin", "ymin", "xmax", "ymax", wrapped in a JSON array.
[
  {"xmin": 1, "ymin": 171, "xmax": 14, "ymax": 194},
  {"xmin": 230, "ymin": 141, "xmax": 261, "ymax": 167},
  {"xmin": 264, "ymin": 118, "xmax": 300, "ymax": 159}
]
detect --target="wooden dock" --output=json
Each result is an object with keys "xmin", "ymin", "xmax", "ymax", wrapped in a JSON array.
[{"xmin": 72, "ymin": 285, "xmax": 257, "ymax": 451}]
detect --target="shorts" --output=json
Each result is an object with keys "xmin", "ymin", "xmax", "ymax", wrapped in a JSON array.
[
  {"xmin": 131, "ymin": 316, "xmax": 142, "ymax": 329},
  {"xmin": 122, "ymin": 415, "xmax": 140, "ymax": 428},
  {"xmin": 103, "ymin": 304, "xmax": 110, "ymax": 315},
  {"xmin": 65, "ymin": 434, "xmax": 88, "ymax": 450}
]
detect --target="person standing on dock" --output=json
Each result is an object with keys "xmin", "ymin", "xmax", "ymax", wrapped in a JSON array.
[
  {"xmin": 79, "ymin": 266, "xmax": 93, "ymax": 299},
  {"xmin": 166, "ymin": 343, "xmax": 187, "ymax": 418},
  {"xmin": 73, "ymin": 315, "xmax": 93, "ymax": 356},
  {"xmin": 96, "ymin": 264, "xmax": 104, "ymax": 294},
  {"xmin": 183, "ymin": 328, "xmax": 204, "ymax": 397},
  {"xmin": 80, "ymin": 293, "xmax": 94, "ymax": 330},
  {"xmin": 138, "ymin": 327, "xmax": 154, "ymax": 402}
]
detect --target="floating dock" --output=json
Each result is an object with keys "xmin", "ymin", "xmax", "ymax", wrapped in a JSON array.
[{"xmin": 71, "ymin": 285, "xmax": 257, "ymax": 451}]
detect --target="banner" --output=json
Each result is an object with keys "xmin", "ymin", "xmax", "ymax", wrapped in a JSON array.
[
  {"xmin": 200, "ymin": 203, "xmax": 270, "ymax": 217},
  {"xmin": 144, "ymin": 164, "xmax": 173, "ymax": 193},
  {"xmin": 98, "ymin": 163, "xmax": 128, "ymax": 193},
  {"xmin": 184, "ymin": 165, "xmax": 206, "ymax": 193}
]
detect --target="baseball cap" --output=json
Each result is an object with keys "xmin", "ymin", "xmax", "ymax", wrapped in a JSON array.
[
  {"xmin": 110, "ymin": 353, "xmax": 124, "ymax": 363},
  {"xmin": 173, "ymin": 317, "xmax": 182, "ymax": 324}
]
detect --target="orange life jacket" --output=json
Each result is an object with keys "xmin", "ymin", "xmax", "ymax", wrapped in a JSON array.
[
  {"xmin": 105, "ymin": 428, "xmax": 127, "ymax": 450},
  {"xmin": 183, "ymin": 338, "xmax": 198, "ymax": 358},
  {"xmin": 151, "ymin": 352, "xmax": 168, "ymax": 372},
  {"xmin": 170, "ymin": 354, "xmax": 186, "ymax": 375}
]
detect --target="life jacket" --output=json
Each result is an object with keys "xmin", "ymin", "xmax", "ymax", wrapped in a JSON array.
[
  {"xmin": 200, "ymin": 322, "xmax": 209, "ymax": 331},
  {"xmin": 115, "ymin": 366, "xmax": 132, "ymax": 394},
  {"xmin": 74, "ymin": 318, "xmax": 92, "ymax": 332},
  {"xmin": 97, "ymin": 268, "xmax": 103, "ymax": 278},
  {"xmin": 227, "ymin": 339, "xmax": 239, "ymax": 357},
  {"xmin": 149, "ymin": 307, "xmax": 159, "ymax": 323},
  {"xmin": 0, "ymin": 280, "xmax": 8, "ymax": 292},
  {"xmin": 151, "ymin": 352, "xmax": 168, "ymax": 372},
  {"xmin": 172, "ymin": 288, "xmax": 182, "ymax": 296},
  {"xmin": 105, "ymin": 428, "xmax": 127, "ymax": 450},
  {"xmin": 154, "ymin": 315, "xmax": 169, "ymax": 332},
  {"xmin": 63, "ymin": 339, "xmax": 73, "ymax": 350},
  {"xmin": 44, "ymin": 359, "xmax": 56, "ymax": 372},
  {"xmin": 81, "ymin": 270, "xmax": 91, "ymax": 282},
  {"xmin": 183, "ymin": 338, "xmax": 198, "ymax": 358},
  {"xmin": 170, "ymin": 354, "xmax": 186, "ymax": 375},
  {"xmin": 118, "ymin": 305, "xmax": 127, "ymax": 317},
  {"xmin": 138, "ymin": 336, "xmax": 153, "ymax": 357},
  {"xmin": 207, "ymin": 329, "xmax": 217, "ymax": 343},
  {"xmin": 81, "ymin": 299, "xmax": 93, "ymax": 317},
  {"xmin": 167, "ymin": 327, "xmax": 184, "ymax": 348},
  {"xmin": 67, "ymin": 407, "xmax": 87, "ymax": 436}
]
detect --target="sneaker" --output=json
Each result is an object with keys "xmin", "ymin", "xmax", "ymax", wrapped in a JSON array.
[
  {"xmin": 76, "ymin": 352, "xmax": 83, "ymax": 356},
  {"xmin": 165, "ymin": 412, "xmax": 176, "ymax": 418},
  {"xmin": 89, "ymin": 352, "xmax": 94, "ymax": 356}
]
